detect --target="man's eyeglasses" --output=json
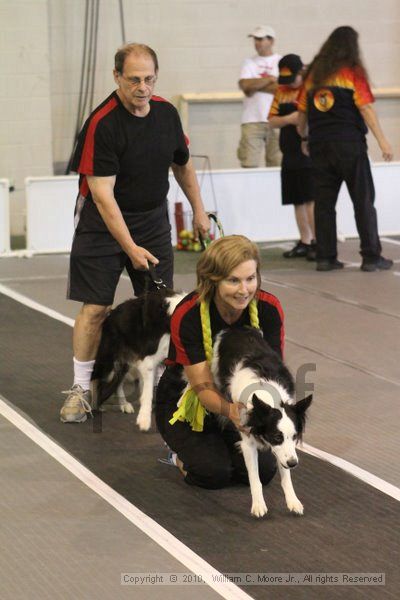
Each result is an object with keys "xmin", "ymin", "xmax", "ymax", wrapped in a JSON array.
[{"xmin": 119, "ymin": 74, "xmax": 157, "ymax": 87}]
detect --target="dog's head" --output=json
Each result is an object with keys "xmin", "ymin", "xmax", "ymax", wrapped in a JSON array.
[{"xmin": 246, "ymin": 394, "xmax": 312, "ymax": 469}]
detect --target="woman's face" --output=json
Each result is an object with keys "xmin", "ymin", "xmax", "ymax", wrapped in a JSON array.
[{"xmin": 215, "ymin": 259, "xmax": 258, "ymax": 313}]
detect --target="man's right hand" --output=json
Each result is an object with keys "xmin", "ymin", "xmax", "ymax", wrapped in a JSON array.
[{"xmin": 129, "ymin": 245, "xmax": 159, "ymax": 270}]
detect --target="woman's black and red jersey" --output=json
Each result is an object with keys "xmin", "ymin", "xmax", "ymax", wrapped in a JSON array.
[
  {"xmin": 298, "ymin": 66, "xmax": 374, "ymax": 142},
  {"xmin": 167, "ymin": 289, "xmax": 285, "ymax": 367},
  {"xmin": 71, "ymin": 91, "xmax": 189, "ymax": 232}
]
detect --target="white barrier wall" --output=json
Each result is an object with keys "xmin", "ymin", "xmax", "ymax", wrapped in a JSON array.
[
  {"xmin": 25, "ymin": 164, "xmax": 400, "ymax": 253},
  {"xmin": 169, "ymin": 162, "xmax": 400, "ymax": 243},
  {"xmin": 0, "ymin": 179, "xmax": 11, "ymax": 254}
]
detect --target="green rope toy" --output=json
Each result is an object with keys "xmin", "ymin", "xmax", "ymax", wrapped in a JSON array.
[{"xmin": 169, "ymin": 298, "xmax": 260, "ymax": 431}]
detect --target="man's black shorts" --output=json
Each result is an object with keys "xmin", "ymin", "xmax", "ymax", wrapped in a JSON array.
[{"xmin": 67, "ymin": 203, "xmax": 173, "ymax": 305}]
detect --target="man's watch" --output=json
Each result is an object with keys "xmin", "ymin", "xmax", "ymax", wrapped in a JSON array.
[{"xmin": 301, "ymin": 136, "xmax": 309, "ymax": 142}]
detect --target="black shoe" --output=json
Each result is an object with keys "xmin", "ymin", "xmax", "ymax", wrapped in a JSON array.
[
  {"xmin": 283, "ymin": 241, "xmax": 309, "ymax": 258},
  {"xmin": 306, "ymin": 240, "xmax": 317, "ymax": 262},
  {"xmin": 360, "ymin": 256, "xmax": 393, "ymax": 272},
  {"xmin": 316, "ymin": 259, "xmax": 344, "ymax": 272}
]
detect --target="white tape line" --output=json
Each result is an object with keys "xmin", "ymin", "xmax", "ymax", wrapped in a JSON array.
[
  {"xmin": 0, "ymin": 275, "xmax": 68, "ymax": 283},
  {"xmin": 381, "ymin": 237, "xmax": 400, "ymax": 246},
  {"xmin": 0, "ymin": 283, "xmax": 75, "ymax": 327},
  {"xmin": 301, "ymin": 443, "xmax": 400, "ymax": 502}
]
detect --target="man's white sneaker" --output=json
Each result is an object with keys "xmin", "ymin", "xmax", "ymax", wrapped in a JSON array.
[{"xmin": 60, "ymin": 384, "xmax": 92, "ymax": 423}]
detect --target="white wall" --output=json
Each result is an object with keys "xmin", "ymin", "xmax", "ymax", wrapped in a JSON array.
[
  {"xmin": 0, "ymin": 0, "xmax": 53, "ymax": 235},
  {"xmin": 47, "ymin": 0, "xmax": 400, "ymax": 173},
  {"xmin": 1, "ymin": 0, "xmax": 399, "ymax": 233}
]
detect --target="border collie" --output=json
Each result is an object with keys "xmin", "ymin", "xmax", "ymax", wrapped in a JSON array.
[
  {"xmin": 92, "ymin": 289, "xmax": 185, "ymax": 431},
  {"xmin": 211, "ymin": 327, "xmax": 312, "ymax": 518}
]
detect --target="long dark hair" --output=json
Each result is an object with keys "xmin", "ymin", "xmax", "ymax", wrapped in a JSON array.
[{"xmin": 305, "ymin": 26, "xmax": 369, "ymax": 86}]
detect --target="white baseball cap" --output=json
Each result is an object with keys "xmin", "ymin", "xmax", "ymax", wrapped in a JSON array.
[{"xmin": 248, "ymin": 25, "xmax": 276, "ymax": 39}]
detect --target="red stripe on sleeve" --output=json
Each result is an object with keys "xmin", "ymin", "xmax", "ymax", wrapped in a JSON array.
[
  {"xmin": 79, "ymin": 176, "xmax": 89, "ymax": 197},
  {"xmin": 170, "ymin": 294, "xmax": 199, "ymax": 365},
  {"xmin": 151, "ymin": 95, "xmax": 169, "ymax": 103},
  {"xmin": 78, "ymin": 97, "xmax": 118, "ymax": 175},
  {"xmin": 257, "ymin": 290, "xmax": 285, "ymax": 357}
]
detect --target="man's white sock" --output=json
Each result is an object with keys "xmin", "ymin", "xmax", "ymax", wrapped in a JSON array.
[{"xmin": 73, "ymin": 357, "xmax": 95, "ymax": 391}]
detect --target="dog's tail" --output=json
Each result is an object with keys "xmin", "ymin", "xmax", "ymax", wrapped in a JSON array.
[
  {"xmin": 96, "ymin": 362, "xmax": 129, "ymax": 408},
  {"xmin": 92, "ymin": 318, "xmax": 128, "ymax": 408}
]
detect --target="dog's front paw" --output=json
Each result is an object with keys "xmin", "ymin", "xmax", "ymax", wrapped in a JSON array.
[
  {"xmin": 251, "ymin": 498, "xmax": 268, "ymax": 518},
  {"xmin": 120, "ymin": 401, "xmax": 134, "ymax": 414},
  {"xmin": 286, "ymin": 496, "xmax": 304, "ymax": 515},
  {"xmin": 136, "ymin": 411, "xmax": 151, "ymax": 431}
]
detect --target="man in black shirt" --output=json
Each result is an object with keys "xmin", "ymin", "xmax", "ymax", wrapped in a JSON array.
[{"xmin": 61, "ymin": 43, "xmax": 210, "ymax": 423}]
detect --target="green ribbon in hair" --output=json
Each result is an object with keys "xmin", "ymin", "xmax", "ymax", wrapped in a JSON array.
[{"xmin": 169, "ymin": 298, "xmax": 260, "ymax": 432}]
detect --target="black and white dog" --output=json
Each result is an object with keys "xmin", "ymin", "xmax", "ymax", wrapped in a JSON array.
[
  {"xmin": 92, "ymin": 289, "xmax": 185, "ymax": 431},
  {"xmin": 211, "ymin": 327, "xmax": 312, "ymax": 518}
]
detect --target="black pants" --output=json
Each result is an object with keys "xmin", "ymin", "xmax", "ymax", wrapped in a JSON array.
[
  {"xmin": 155, "ymin": 367, "xmax": 277, "ymax": 490},
  {"xmin": 310, "ymin": 140, "xmax": 382, "ymax": 260}
]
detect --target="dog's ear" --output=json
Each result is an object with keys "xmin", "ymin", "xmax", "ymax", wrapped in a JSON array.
[
  {"xmin": 251, "ymin": 393, "xmax": 273, "ymax": 416},
  {"xmin": 295, "ymin": 394, "xmax": 313, "ymax": 413},
  {"xmin": 292, "ymin": 394, "xmax": 312, "ymax": 436}
]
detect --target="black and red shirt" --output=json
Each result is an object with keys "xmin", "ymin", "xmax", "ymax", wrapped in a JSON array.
[
  {"xmin": 269, "ymin": 85, "xmax": 311, "ymax": 169},
  {"xmin": 71, "ymin": 92, "xmax": 189, "ymax": 232},
  {"xmin": 167, "ymin": 290, "xmax": 285, "ymax": 367},
  {"xmin": 298, "ymin": 66, "xmax": 374, "ymax": 142}
]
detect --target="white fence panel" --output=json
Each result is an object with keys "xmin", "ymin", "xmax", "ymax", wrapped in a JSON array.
[
  {"xmin": 24, "ymin": 164, "xmax": 400, "ymax": 253},
  {"xmin": 169, "ymin": 162, "xmax": 400, "ymax": 243},
  {"xmin": 26, "ymin": 176, "xmax": 78, "ymax": 253}
]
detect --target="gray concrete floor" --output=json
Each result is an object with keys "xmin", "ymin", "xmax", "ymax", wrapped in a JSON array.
[{"xmin": 0, "ymin": 411, "xmax": 222, "ymax": 600}]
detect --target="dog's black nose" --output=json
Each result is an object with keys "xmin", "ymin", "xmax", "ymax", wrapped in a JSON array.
[{"xmin": 287, "ymin": 459, "xmax": 298, "ymax": 469}]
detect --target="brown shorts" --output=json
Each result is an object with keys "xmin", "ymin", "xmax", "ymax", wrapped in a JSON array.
[{"xmin": 237, "ymin": 122, "xmax": 282, "ymax": 168}]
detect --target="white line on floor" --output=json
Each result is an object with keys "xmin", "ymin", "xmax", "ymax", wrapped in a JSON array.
[
  {"xmin": 0, "ymin": 397, "xmax": 252, "ymax": 600},
  {"xmin": 258, "ymin": 242, "xmax": 292, "ymax": 250},
  {"xmin": 0, "ymin": 283, "xmax": 75, "ymax": 327},
  {"xmin": 286, "ymin": 336, "xmax": 400, "ymax": 387},
  {"xmin": 336, "ymin": 260, "xmax": 400, "ymax": 268},
  {"xmin": 301, "ymin": 443, "xmax": 400, "ymax": 502},
  {"xmin": 381, "ymin": 237, "xmax": 400, "ymax": 246},
  {"xmin": 0, "ymin": 275, "xmax": 68, "ymax": 283},
  {"xmin": 262, "ymin": 276, "xmax": 400, "ymax": 320}
]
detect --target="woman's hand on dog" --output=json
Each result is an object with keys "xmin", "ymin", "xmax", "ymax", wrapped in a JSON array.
[{"xmin": 228, "ymin": 402, "xmax": 249, "ymax": 432}]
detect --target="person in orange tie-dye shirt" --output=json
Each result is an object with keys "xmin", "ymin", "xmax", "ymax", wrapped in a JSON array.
[{"xmin": 297, "ymin": 26, "xmax": 393, "ymax": 272}]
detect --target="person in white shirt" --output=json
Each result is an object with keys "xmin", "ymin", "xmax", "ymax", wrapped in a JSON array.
[{"xmin": 237, "ymin": 25, "xmax": 282, "ymax": 167}]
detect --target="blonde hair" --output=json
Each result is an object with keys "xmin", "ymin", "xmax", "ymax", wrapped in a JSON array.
[{"xmin": 196, "ymin": 235, "xmax": 261, "ymax": 303}]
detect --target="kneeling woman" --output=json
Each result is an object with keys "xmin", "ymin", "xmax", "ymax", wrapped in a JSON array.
[{"xmin": 155, "ymin": 235, "xmax": 284, "ymax": 489}]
